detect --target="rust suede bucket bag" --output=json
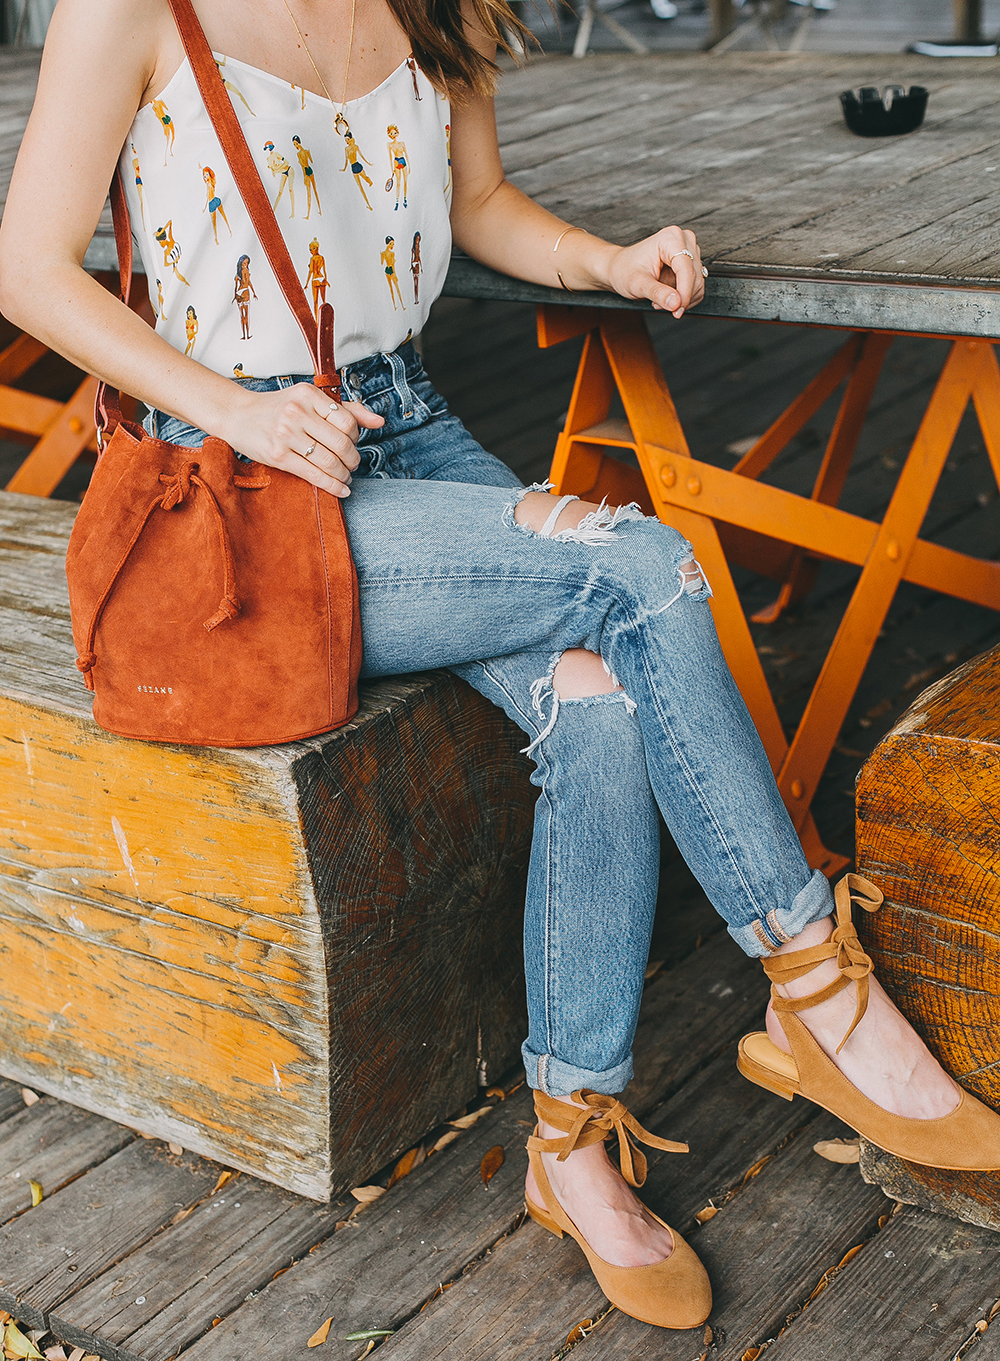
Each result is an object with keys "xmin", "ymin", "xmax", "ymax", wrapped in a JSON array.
[{"xmin": 66, "ymin": 0, "xmax": 361, "ymax": 748}]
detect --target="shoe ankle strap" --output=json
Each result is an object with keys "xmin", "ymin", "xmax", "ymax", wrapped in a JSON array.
[
  {"xmin": 528, "ymin": 1089, "xmax": 688, "ymax": 1188},
  {"xmin": 762, "ymin": 873, "xmax": 883, "ymax": 1053}
]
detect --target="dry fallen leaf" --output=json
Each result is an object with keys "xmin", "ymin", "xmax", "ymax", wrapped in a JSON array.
[
  {"xmin": 167, "ymin": 1143, "xmax": 183, "ymax": 1156},
  {"xmin": 448, "ymin": 1107, "xmax": 491, "ymax": 1130},
  {"xmin": 813, "ymin": 1137, "xmax": 861, "ymax": 1165},
  {"xmin": 644, "ymin": 960, "xmax": 664, "ymax": 981},
  {"xmin": 704, "ymin": 1325, "xmax": 714, "ymax": 1345},
  {"xmin": 350, "ymin": 1186, "xmax": 386, "ymax": 1204},
  {"xmin": 28, "ymin": 1182, "xmax": 43, "ymax": 1208},
  {"xmin": 20, "ymin": 1090, "xmax": 39, "ymax": 1108},
  {"xmin": 694, "ymin": 1205, "xmax": 718, "ymax": 1224},
  {"xmin": 386, "ymin": 1145, "xmax": 426, "ymax": 1189},
  {"xmin": 480, "ymin": 1145, "xmax": 504, "ymax": 1187},
  {"xmin": 360, "ymin": 1345, "xmax": 374, "ymax": 1358},
  {"xmin": 168, "ymin": 1206, "xmax": 195, "ymax": 1226},
  {"xmin": 484, "ymin": 1087, "xmax": 506, "ymax": 1101},
  {"xmin": 430, "ymin": 1130, "xmax": 462, "ymax": 1154},
  {"xmin": 211, "ymin": 1170, "xmax": 232, "ymax": 1194},
  {"xmin": 67, "ymin": 1350, "xmax": 85, "ymax": 1361},
  {"xmin": 741, "ymin": 1348, "xmax": 762, "ymax": 1361},
  {"xmin": 0, "ymin": 1317, "xmax": 8, "ymax": 1328},
  {"xmin": 565, "ymin": 1318, "xmax": 594, "ymax": 1346},
  {"xmin": 741, "ymin": 1155, "xmax": 770, "ymax": 1185},
  {"xmin": 4, "ymin": 1323, "xmax": 44, "ymax": 1360},
  {"xmin": 343, "ymin": 1331, "xmax": 395, "ymax": 1341},
  {"xmin": 306, "ymin": 1317, "xmax": 333, "ymax": 1347},
  {"xmin": 43, "ymin": 1348, "xmax": 68, "ymax": 1361},
  {"xmin": 989, "ymin": 1301, "xmax": 1000, "ymax": 1323}
]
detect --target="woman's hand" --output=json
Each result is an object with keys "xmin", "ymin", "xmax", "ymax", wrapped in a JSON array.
[
  {"xmin": 224, "ymin": 384, "xmax": 385, "ymax": 497},
  {"xmin": 604, "ymin": 226, "xmax": 706, "ymax": 319}
]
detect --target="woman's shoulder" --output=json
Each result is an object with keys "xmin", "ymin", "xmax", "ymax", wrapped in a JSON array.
[{"xmin": 42, "ymin": 0, "xmax": 181, "ymax": 107}]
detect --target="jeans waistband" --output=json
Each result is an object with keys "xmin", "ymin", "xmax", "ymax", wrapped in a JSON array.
[{"xmin": 228, "ymin": 341, "xmax": 423, "ymax": 407}]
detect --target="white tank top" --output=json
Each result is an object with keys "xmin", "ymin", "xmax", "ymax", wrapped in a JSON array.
[{"xmin": 121, "ymin": 53, "xmax": 453, "ymax": 377}]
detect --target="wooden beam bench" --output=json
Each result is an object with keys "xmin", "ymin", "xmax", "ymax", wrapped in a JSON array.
[
  {"xmin": 0, "ymin": 490, "xmax": 535, "ymax": 1200},
  {"xmin": 855, "ymin": 642, "xmax": 1000, "ymax": 1230}
]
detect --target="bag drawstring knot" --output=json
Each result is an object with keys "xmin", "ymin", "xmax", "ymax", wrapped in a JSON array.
[{"xmin": 75, "ymin": 464, "xmax": 242, "ymax": 690}]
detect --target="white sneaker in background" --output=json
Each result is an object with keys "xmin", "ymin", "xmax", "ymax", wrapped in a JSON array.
[{"xmin": 650, "ymin": 0, "xmax": 678, "ymax": 19}]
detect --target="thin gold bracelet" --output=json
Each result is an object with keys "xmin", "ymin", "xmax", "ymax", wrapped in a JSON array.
[{"xmin": 552, "ymin": 225, "xmax": 585, "ymax": 292}]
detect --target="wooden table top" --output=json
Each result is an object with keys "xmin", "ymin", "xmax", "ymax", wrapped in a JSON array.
[{"xmin": 4, "ymin": 47, "xmax": 1000, "ymax": 335}]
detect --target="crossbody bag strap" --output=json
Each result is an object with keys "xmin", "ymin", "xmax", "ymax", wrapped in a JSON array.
[{"xmin": 96, "ymin": 0, "xmax": 340, "ymax": 443}]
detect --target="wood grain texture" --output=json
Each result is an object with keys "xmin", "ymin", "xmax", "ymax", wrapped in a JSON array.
[
  {"xmin": 0, "ymin": 1080, "xmax": 26, "ymax": 1129},
  {"xmin": 856, "ymin": 642, "xmax": 1000, "ymax": 1228},
  {"xmin": 0, "ymin": 1140, "xmax": 220, "ymax": 1330},
  {"xmin": 0, "ymin": 1098, "xmax": 133, "ymax": 1224},
  {"xmin": 50, "ymin": 1175, "xmax": 349, "ymax": 1361},
  {"xmin": 859, "ymin": 1142, "xmax": 1000, "ymax": 1234},
  {"xmin": 0, "ymin": 491, "xmax": 535, "ymax": 1199},
  {"xmin": 762, "ymin": 1204, "xmax": 1000, "ymax": 1361}
]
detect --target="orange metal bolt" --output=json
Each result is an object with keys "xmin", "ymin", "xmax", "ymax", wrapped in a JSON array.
[
  {"xmin": 68, "ymin": 417, "xmax": 83, "ymax": 434},
  {"xmin": 687, "ymin": 475, "xmax": 702, "ymax": 496},
  {"xmin": 886, "ymin": 539, "xmax": 900, "ymax": 561},
  {"xmin": 790, "ymin": 779, "xmax": 804, "ymax": 799},
  {"xmin": 661, "ymin": 465, "xmax": 676, "ymax": 488}
]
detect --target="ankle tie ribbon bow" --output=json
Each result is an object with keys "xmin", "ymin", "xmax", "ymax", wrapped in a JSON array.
[
  {"xmin": 530, "ymin": 1089, "xmax": 688, "ymax": 1188},
  {"xmin": 765, "ymin": 873, "xmax": 884, "ymax": 1054}
]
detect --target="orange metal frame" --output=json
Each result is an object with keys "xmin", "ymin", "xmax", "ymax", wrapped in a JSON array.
[
  {"xmin": 539, "ymin": 303, "xmax": 1000, "ymax": 876},
  {"xmin": 1, "ymin": 274, "xmax": 151, "ymax": 498}
]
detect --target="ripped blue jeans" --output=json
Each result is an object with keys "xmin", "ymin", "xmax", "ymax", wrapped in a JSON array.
[{"xmin": 144, "ymin": 341, "xmax": 834, "ymax": 1097}]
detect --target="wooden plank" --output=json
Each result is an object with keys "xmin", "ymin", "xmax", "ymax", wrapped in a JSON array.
[
  {"xmin": 762, "ymin": 1205, "xmax": 1000, "ymax": 1361},
  {"xmin": 0, "ymin": 1098, "xmax": 133, "ymax": 1225},
  {"xmin": 0, "ymin": 1140, "xmax": 221, "ymax": 1330},
  {"xmin": 370, "ymin": 1050, "xmax": 816, "ymax": 1361},
  {"xmin": 0, "ymin": 1080, "xmax": 26, "ymax": 1129},
  {"xmin": 50, "ymin": 1174, "xmax": 349, "ymax": 1361},
  {"xmin": 170, "ymin": 933, "xmax": 768, "ymax": 1361},
  {"xmin": 566, "ymin": 1114, "xmax": 889, "ymax": 1360}
]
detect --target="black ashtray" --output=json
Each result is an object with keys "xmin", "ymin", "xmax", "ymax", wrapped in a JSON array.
[{"xmin": 840, "ymin": 85, "xmax": 929, "ymax": 137}]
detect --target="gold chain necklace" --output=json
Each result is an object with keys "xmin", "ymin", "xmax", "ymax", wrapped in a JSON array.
[{"xmin": 280, "ymin": 0, "xmax": 357, "ymax": 136}]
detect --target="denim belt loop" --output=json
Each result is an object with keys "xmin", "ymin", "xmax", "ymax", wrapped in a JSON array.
[{"xmin": 385, "ymin": 348, "xmax": 417, "ymax": 419}]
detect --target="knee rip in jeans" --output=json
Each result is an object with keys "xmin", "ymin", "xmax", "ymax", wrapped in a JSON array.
[
  {"xmin": 523, "ymin": 649, "xmax": 639, "ymax": 757},
  {"xmin": 505, "ymin": 483, "xmax": 711, "ymax": 610}
]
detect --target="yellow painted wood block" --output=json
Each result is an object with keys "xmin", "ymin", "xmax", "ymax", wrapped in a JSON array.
[{"xmin": 0, "ymin": 492, "xmax": 534, "ymax": 1198}]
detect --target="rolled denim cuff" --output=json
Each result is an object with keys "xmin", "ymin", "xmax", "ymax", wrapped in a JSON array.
[
  {"xmin": 728, "ymin": 868, "xmax": 835, "ymax": 958},
  {"xmin": 522, "ymin": 1043, "xmax": 633, "ymax": 1098}
]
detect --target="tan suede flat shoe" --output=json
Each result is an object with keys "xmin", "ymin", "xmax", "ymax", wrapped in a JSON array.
[
  {"xmin": 738, "ymin": 873, "xmax": 1000, "ymax": 1171},
  {"xmin": 525, "ymin": 1089, "xmax": 712, "ymax": 1330}
]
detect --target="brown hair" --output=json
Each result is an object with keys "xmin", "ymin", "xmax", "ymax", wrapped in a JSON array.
[{"xmin": 388, "ymin": 0, "xmax": 533, "ymax": 100}]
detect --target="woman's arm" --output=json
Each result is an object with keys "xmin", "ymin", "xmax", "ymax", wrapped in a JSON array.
[
  {"xmin": 0, "ymin": 0, "xmax": 376, "ymax": 497},
  {"xmin": 448, "ymin": 26, "xmax": 705, "ymax": 318}
]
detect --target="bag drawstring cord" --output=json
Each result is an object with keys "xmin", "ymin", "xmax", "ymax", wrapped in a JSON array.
[{"xmin": 75, "ymin": 462, "xmax": 240, "ymax": 691}]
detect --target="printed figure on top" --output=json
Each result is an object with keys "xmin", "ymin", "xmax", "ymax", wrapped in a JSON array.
[
  {"xmin": 444, "ymin": 123, "xmax": 452, "ymax": 196},
  {"xmin": 233, "ymin": 253, "xmax": 256, "ymax": 339},
  {"xmin": 292, "ymin": 136, "xmax": 322, "ymax": 218},
  {"xmin": 410, "ymin": 231, "xmax": 421, "ymax": 303},
  {"xmin": 385, "ymin": 124, "xmax": 409, "ymax": 210},
  {"xmin": 154, "ymin": 221, "xmax": 189, "ymax": 284},
  {"xmin": 183, "ymin": 305, "xmax": 199, "ymax": 357},
  {"xmin": 303, "ymin": 238, "xmax": 329, "ymax": 319},
  {"xmin": 291, "ymin": 83, "xmax": 307, "ymax": 110},
  {"xmin": 406, "ymin": 56, "xmax": 422, "ymax": 100},
  {"xmin": 155, "ymin": 278, "xmax": 166, "ymax": 321},
  {"xmin": 215, "ymin": 56, "xmax": 255, "ymax": 115},
  {"xmin": 264, "ymin": 142, "xmax": 296, "ymax": 217},
  {"xmin": 381, "ymin": 235, "xmax": 405, "ymax": 310},
  {"xmin": 130, "ymin": 143, "xmax": 146, "ymax": 229},
  {"xmin": 201, "ymin": 166, "xmax": 233, "ymax": 243},
  {"xmin": 150, "ymin": 98, "xmax": 175, "ymax": 164},
  {"xmin": 341, "ymin": 125, "xmax": 374, "ymax": 210},
  {"xmin": 233, "ymin": 362, "xmax": 254, "ymax": 379}
]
